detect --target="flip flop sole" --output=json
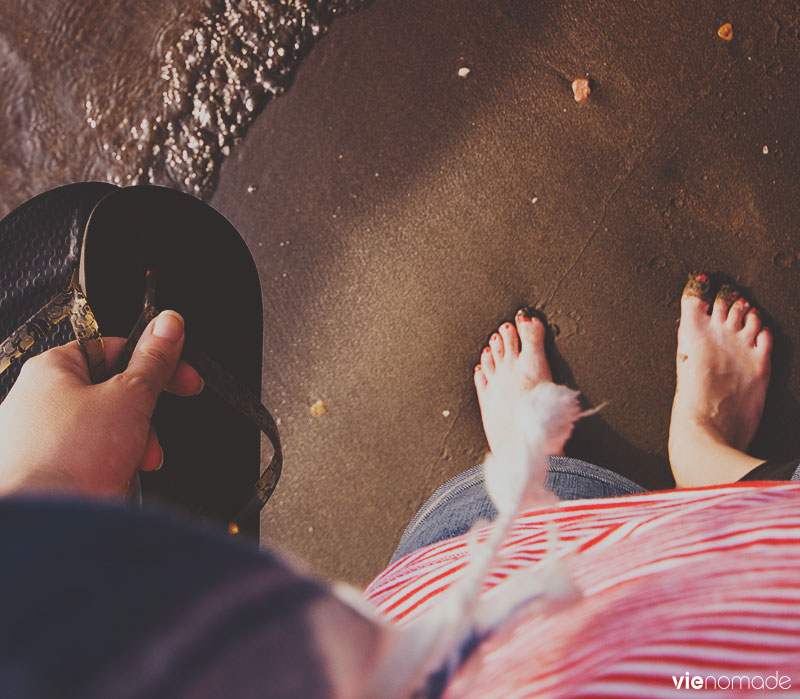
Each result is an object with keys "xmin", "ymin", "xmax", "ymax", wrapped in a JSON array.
[
  {"xmin": 81, "ymin": 185, "xmax": 264, "ymax": 537},
  {"xmin": 0, "ymin": 183, "xmax": 117, "ymax": 400}
]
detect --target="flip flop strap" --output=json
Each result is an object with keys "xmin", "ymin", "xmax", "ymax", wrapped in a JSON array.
[
  {"xmin": 109, "ymin": 303, "xmax": 283, "ymax": 532},
  {"xmin": 0, "ymin": 277, "xmax": 105, "ymax": 380}
]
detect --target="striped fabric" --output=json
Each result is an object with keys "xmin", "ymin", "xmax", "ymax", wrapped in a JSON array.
[{"xmin": 365, "ymin": 483, "xmax": 800, "ymax": 697}]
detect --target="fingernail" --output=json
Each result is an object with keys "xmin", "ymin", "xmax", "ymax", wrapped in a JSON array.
[
  {"xmin": 195, "ymin": 377, "xmax": 205, "ymax": 395},
  {"xmin": 153, "ymin": 310, "xmax": 184, "ymax": 341},
  {"xmin": 155, "ymin": 449, "xmax": 164, "ymax": 471}
]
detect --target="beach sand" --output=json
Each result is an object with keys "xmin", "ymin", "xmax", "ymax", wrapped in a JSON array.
[{"xmin": 209, "ymin": 0, "xmax": 800, "ymax": 584}]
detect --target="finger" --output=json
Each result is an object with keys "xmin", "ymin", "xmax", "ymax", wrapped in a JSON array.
[
  {"xmin": 139, "ymin": 425, "xmax": 164, "ymax": 472},
  {"xmin": 122, "ymin": 310, "xmax": 185, "ymax": 411},
  {"xmin": 165, "ymin": 360, "xmax": 204, "ymax": 396},
  {"xmin": 22, "ymin": 336, "xmax": 128, "ymax": 385}
]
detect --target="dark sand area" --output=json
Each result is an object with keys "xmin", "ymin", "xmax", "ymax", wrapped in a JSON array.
[{"xmin": 210, "ymin": 0, "xmax": 800, "ymax": 585}]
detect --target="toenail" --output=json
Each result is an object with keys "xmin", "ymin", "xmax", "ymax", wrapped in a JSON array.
[
  {"xmin": 695, "ymin": 274, "xmax": 708, "ymax": 283},
  {"xmin": 491, "ymin": 334, "xmax": 500, "ymax": 341},
  {"xmin": 503, "ymin": 323, "xmax": 512, "ymax": 329},
  {"xmin": 482, "ymin": 347, "xmax": 490, "ymax": 353}
]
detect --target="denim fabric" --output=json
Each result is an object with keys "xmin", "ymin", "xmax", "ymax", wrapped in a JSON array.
[{"xmin": 391, "ymin": 456, "xmax": 646, "ymax": 562}]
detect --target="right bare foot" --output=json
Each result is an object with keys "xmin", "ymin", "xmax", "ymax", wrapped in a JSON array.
[
  {"xmin": 474, "ymin": 309, "xmax": 558, "ymax": 455},
  {"xmin": 668, "ymin": 276, "xmax": 772, "ymax": 488}
]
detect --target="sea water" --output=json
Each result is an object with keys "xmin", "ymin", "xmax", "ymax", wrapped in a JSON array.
[{"xmin": 0, "ymin": 0, "xmax": 369, "ymax": 216}]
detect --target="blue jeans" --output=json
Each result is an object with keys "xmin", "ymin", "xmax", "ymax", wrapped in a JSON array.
[
  {"xmin": 391, "ymin": 456, "xmax": 646, "ymax": 562},
  {"xmin": 392, "ymin": 455, "xmax": 800, "ymax": 562}
]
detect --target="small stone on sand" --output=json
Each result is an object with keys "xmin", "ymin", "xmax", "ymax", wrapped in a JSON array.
[
  {"xmin": 442, "ymin": 409, "xmax": 451, "ymax": 417},
  {"xmin": 458, "ymin": 67, "xmax": 471, "ymax": 78},
  {"xmin": 531, "ymin": 197, "xmax": 539, "ymax": 204},
  {"xmin": 762, "ymin": 145, "xmax": 769, "ymax": 155},
  {"xmin": 571, "ymin": 78, "xmax": 591, "ymax": 102},
  {"xmin": 718, "ymin": 23, "xmax": 733, "ymax": 41},
  {"xmin": 247, "ymin": 185, "xmax": 257, "ymax": 193},
  {"xmin": 310, "ymin": 399, "xmax": 326, "ymax": 417}
]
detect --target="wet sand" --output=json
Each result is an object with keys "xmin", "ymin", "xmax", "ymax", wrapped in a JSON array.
[{"xmin": 211, "ymin": 0, "xmax": 800, "ymax": 584}]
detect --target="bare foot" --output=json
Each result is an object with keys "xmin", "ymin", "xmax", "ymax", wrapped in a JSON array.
[
  {"xmin": 668, "ymin": 276, "xmax": 772, "ymax": 487},
  {"xmin": 474, "ymin": 309, "xmax": 560, "ymax": 455}
]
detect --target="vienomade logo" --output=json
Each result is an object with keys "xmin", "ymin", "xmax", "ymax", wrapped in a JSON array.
[{"xmin": 671, "ymin": 672, "xmax": 792, "ymax": 691}]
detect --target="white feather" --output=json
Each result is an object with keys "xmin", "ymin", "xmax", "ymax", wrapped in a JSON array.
[{"xmin": 362, "ymin": 382, "xmax": 590, "ymax": 698}]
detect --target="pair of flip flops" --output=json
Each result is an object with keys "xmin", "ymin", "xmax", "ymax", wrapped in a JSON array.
[{"xmin": 0, "ymin": 184, "xmax": 281, "ymax": 537}]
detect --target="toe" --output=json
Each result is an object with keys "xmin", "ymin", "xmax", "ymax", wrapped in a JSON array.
[
  {"xmin": 681, "ymin": 273, "xmax": 713, "ymax": 315},
  {"xmin": 516, "ymin": 310, "xmax": 546, "ymax": 353},
  {"xmin": 489, "ymin": 332, "xmax": 504, "ymax": 361},
  {"xmin": 498, "ymin": 322, "xmax": 519, "ymax": 357},
  {"xmin": 474, "ymin": 365, "xmax": 488, "ymax": 391},
  {"xmin": 755, "ymin": 326, "xmax": 773, "ymax": 356},
  {"xmin": 481, "ymin": 346, "xmax": 495, "ymax": 374},
  {"xmin": 726, "ymin": 297, "xmax": 749, "ymax": 330},
  {"xmin": 680, "ymin": 291, "xmax": 711, "ymax": 327},
  {"xmin": 712, "ymin": 285, "xmax": 738, "ymax": 324},
  {"xmin": 743, "ymin": 307, "xmax": 762, "ymax": 343}
]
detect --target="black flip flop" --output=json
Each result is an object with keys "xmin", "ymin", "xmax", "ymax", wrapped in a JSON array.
[
  {"xmin": 1, "ymin": 184, "xmax": 280, "ymax": 538},
  {"xmin": 80, "ymin": 185, "xmax": 279, "ymax": 537}
]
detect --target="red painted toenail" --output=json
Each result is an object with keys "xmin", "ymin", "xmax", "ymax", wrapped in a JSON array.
[
  {"xmin": 503, "ymin": 323, "xmax": 512, "ymax": 329},
  {"xmin": 695, "ymin": 274, "xmax": 708, "ymax": 282}
]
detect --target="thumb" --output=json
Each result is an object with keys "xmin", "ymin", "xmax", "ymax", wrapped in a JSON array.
[{"xmin": 122, "ymin": 310, "xmax": 186, "ymax": 410}]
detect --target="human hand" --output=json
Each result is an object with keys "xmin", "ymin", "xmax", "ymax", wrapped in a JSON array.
[{"xmin": 0, "ymin": 310, "xmax": 203, "ymax": 499}]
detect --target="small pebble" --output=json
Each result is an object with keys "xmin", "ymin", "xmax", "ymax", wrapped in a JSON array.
[
  {"xmin": 531, "ymin": 197, "xmax": 539, "ymax": 204},
  {"xmin": 718, "ymin": 23, "xmax": 733, "ymax": 41},
  {"xmin": 247, "ymin": 185, "xmax": 257, "ymax": 193},
  {"xmin": 442, "ymin": 410, "xmax": 451, "ymax": 418},
  {"xmin": 458, "ymin": 67, "xmax": 471, "ymax": 78},
  {"xmin": 310, "ymin": 399, "xmax": 326, "ymax": 417},
  {"xmin": 571, "ymin": 78, "xmax": 591, "ymax": 102},
  {"xmin": 762, "ymin": 145, "xmax": 769, "ymax": 155}
]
